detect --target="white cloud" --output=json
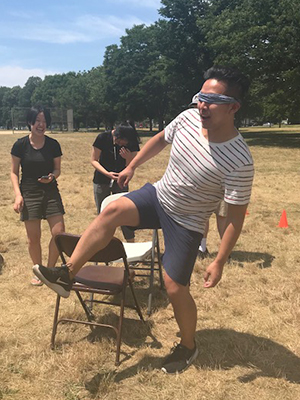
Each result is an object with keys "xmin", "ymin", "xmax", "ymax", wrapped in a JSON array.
[
  {"xmin": 0, "ymin": 66, "xmax": 59, "ymax": 88},
  {"xmin": 0, "ymin": 14, "xmax": 151, "ymax": 45},
  {"xmin": 76, "ymin": 15, "xmax": 147, "ymax": 38},
  {"xmin": 20, "ymin": 26, "xmax": 91, "ymax": 44}
]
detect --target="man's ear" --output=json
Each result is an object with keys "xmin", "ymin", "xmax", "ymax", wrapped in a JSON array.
[{"xmin": 230, "ymin": 102, "xmax": 241, "ymax": 114}]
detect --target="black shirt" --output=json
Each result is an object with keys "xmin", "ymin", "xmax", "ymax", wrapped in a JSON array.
[
  {"xmin": 11, "ymin": 135, "xmax": 62, "ymax": 191},
  {"xmin": 92, "ymin": 131, "xmax": 140, "ymax": 184}
]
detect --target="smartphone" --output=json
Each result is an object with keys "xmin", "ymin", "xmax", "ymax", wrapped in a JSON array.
[{"xmin": 40, "ymin": 175, "xmax": 49, "ymax": 179}]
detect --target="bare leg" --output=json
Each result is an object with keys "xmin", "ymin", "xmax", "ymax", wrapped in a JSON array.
[
  {"xmin": 216, "ymin": 215, "xmax": 227, "ymax": 239},
  {"xmin": 68, "ymin": 197, "xmax": 140, "ymax": 278},
  {"xmin": 24, "ymin": 220, "xmax": 42, "ymax": 265},
  {"xmin": 199, "ymin": 220, "xmax": 209, "ymax": 251},
  {"xmin": 47, "ymin": 214, "xmax": 65, "ymax": 267},
  {"xmin": 164, "ymin": 272, "xmax": 197, "ymax": 350}
]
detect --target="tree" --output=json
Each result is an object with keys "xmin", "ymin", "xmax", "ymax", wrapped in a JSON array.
[
  {"xmin": 204, "ymin": 0, "xmax": 300, "ymax": 123},
  {"xmin": 19, "ymin": 76, "xmax": 42, "ymax": 107}
]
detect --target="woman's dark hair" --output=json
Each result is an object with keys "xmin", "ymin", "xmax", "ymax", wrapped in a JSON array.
[
  {"xmin": 203, "ymin": 66, "xmax": 250, "ymax": 102},
  {"xmin": 114, "ymin": 122, "xmax": 140, "ymax": 144},
  {"xmin": 26, "ymin": 105, "xmax": 51, "ymax": 130}
]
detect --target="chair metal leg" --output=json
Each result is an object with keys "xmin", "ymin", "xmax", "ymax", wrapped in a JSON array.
[
  {"xmin": 156, "ymin": 233, "xmax": 164, "ymax": 289},
  {"xmin": 115, "ymin": 284, "xmax": 127, "ymax": 365},
  {"xmin": 51, "ymin": 294, "xmax": 61, "ymax": 349},
  {"xmin": 75, "ymin": 291, "xmax": 95, "ymax": 322},
  {"xmin": 88, "ymin": 293, "xmax": 94, "ymax": 310}
]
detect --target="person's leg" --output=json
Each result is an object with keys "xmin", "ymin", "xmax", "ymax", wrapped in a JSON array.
[
  {"xmin": 24, "ymin": 220, "xmax": 42, "ymax": 265},
  {"xmin": 216, "ymin": 214, "xmax": 227, "ymax": 239},
  {"xmin": 198, "ymin": 220, "xmax": 209, "ymax": 258},
  {"xmin": 93, "ymin": 183, "xmax": 110, "ymax": 214},
  {"xmin": 25, "ymin": 220, "xmax": 44, "ymax": 285},
  {"xmin": 164, "ymin": 272, "xmax": 197, "ymax": 349},
  {"xmin": 68, "ymin": 196, "xmax": 140, "ymax": 277},
  {"xmin": 46, "ymin": 214, "xmax": 65, "ymax": 267},
  {"xmin": 112, "ymin": 183, "xmax": 135, "ymax": 243},
  {"xmin": 33, "ymin": 183, "xmax": 160, "ymax": 298}
]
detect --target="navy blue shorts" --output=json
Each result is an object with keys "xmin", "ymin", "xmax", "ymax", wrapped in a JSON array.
[{"xmin": 125, "ymin": 183, "xmax": 202, "ymax": 286}]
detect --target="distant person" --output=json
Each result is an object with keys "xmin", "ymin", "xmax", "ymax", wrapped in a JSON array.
[
  {"xmin": 34, "ymin": 66, "xmax": 254, "ymax": 374},
  {"xmin": 91, "ymin": 123, "xmax": 140, "ymax": 242},
  {"xmin": 11, "ymin": 105, "xmax": 65, "ymax": 285}
]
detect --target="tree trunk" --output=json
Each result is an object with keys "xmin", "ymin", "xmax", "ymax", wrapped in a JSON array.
[{"xmin": 149, "ymin": 118, "xmax": 153, "ymax": 132}]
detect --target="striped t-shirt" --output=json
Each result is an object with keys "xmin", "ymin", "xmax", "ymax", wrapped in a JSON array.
[{"xmin": 154, "ymin": 108, "xmax": 254, "ymax": 234}]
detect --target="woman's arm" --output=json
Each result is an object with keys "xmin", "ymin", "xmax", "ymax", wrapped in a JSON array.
[
  {"xmin": 11, "ymin": 155, "xmax": 24, "ymax": 213},
  {"xmin": 38, "ymin": 156, "xmax": 62, "ymax": 183},
  {"xmin": 52, "ymin": 156, "xmax": 61, "ymax": 179},
  {"xmin": 91, "ymin": 147, "xmax": 119, "ymax": 180}
]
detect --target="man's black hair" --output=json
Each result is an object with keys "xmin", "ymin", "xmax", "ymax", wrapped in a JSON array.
[
  {"xmin": 203, "ymin": 66, "xmax": 250, "ymax": 102},
  {"xmin": 26, "ymin": 105, "xmax": 51, "ymax": 130}
]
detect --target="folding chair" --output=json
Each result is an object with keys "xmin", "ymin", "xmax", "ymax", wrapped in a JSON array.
[
  {"xmin": 52, "ymin": 233, "xmax": 144, "ymax": 365},
  {"xmin": 100, "ymin": 192, "xmax": 164, "ymax": 315}
]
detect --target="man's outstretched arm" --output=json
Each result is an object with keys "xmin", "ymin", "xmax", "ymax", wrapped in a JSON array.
[
  {"xmin": 203, "ymin": 203, "xmax": 248, "ymax": 288},
  {"xmin": 118, "ymin": 130, "xmax": 168, "ymax": 188}
]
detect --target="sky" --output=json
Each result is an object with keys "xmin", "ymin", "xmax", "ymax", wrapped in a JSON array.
[{"xmin": 0, "ymin": 0, "xmax": 162, "ymax": 88}]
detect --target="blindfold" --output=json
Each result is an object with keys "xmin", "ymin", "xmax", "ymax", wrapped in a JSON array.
[{"xmin": 197, "ymin": 92, "xmax": 240, "ymax": 104}]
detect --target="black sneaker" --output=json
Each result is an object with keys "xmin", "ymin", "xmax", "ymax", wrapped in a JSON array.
[
  {"xmin": 32, "ymin": 264, "xmax": 73, "ymax": 298},
  {"xmin": 197, "ymin": 248, "xmax": 209, "ymax": 259},
  {"xmin": 161, "ymin": 342, "xmax": 198, "ymax": 374}
]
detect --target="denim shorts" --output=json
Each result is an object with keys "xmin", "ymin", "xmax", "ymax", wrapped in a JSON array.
[{"xmin": 125, "ymin": 183, "xmax": 202, "ymax": 286}]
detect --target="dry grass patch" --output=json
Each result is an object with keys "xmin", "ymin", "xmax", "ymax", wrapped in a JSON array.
[{"xmin": 1, "ymin": 128, "xmax": 300, "ymax": 399}]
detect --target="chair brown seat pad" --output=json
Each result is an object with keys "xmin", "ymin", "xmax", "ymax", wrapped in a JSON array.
[{"xmin": 75, "ymin": 264, "xmax": 125, "ymax": 290}]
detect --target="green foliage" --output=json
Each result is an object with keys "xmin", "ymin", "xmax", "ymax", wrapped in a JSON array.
[{"xmin": 1, "ymin": 0, "xmax": 300, "ymax": 128}]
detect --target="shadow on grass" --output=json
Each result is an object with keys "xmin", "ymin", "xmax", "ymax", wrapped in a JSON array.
[
  {"xmin": 230, "ymin": 250, "xmax": 275, "ymax": 269},
  {"xmin": 209, "ymin": 250, "xmax": 275, "ymax": 269},
  {"xmin": 242, "ymin": 131, "xmax": 300, "ymax": 148},
  {"xmin": 85, "ymin": 328, "xmax": 300, "ymax": 394},
  {"xmin": 195, "ymin": 329, "xmax": 300, "ymax": 383}
]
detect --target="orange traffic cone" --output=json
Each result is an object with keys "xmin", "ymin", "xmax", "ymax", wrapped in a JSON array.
[{"xmin": 277, "ymin": 210, "xmax": 288, "ymax": 228}]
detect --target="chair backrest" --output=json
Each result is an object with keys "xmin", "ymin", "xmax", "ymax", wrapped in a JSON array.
[
  {"xmin": 100, "ymin": 192, "xmax": 129, "ymax": 213},
  {"xmin": 55, "ymin": 233, "xmax": 127, "ymax": 265}
]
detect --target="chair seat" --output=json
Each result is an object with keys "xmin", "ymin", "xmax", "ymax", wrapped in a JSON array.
[
  {"xmin": 75, "ymin": 264, "xmax": 125, "ymax": 291},
  {"xmin": 122, "ymin": 242, "xmax": 152, "ymax": 262}
]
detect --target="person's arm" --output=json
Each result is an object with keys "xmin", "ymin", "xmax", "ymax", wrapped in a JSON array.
[
  {"xmin": 38, "ymin": 156, "xmax": 62, "ymax": 183},
  {"xmin": 118, "ymin": 130, "xmax": 168, "ymax": 187},
  {"xmin": 90, "ymin": 147, "xmax": 119, "ymax": 181},
  {"xmin": 11, "ymin": 155, "xmax": 24, "ymax": 213},
  {"xmin": 203, "ymin": 203, "xmax": 248, "ymax": 288}
]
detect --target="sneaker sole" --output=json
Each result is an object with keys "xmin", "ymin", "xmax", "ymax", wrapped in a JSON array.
[
  {"xmin": 161, "ymin": 347, "xmax": 199, "ymax": 374},
  {"xmin": 32, "ymin": 265, "xmax": 71, "ymax": 298}
]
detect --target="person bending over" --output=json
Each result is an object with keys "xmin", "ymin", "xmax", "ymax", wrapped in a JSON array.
[{"xmin": 91, "ymin": 123, "xmax": 140, "ymax": 242}]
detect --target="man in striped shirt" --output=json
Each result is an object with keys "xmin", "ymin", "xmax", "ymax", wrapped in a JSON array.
[{"xmin": 34, "ymin": 66, "xmax": 254, "ymax": 374}]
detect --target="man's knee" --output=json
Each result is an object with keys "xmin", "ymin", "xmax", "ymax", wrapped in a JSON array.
[
  {"xmin": 164, "ymin": 272, "xmax": 189, "ymax": 299},
  {"xmin": 100, "ymin": 198, "xmax": 139, "ymax": 227}
]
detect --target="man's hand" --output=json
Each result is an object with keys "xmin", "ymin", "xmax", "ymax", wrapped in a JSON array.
[
  {"xmin": 203, "ymin": 260, "xmax": 224, "ymax": 288},
  {"xmin": 118, "ymin": 166, "xmax": 134, "ymax": 188}
]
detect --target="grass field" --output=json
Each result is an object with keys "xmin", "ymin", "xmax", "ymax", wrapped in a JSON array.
[{"xmin": 1, "ymin": 127, "xmax": 300, "ymax": 400}]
